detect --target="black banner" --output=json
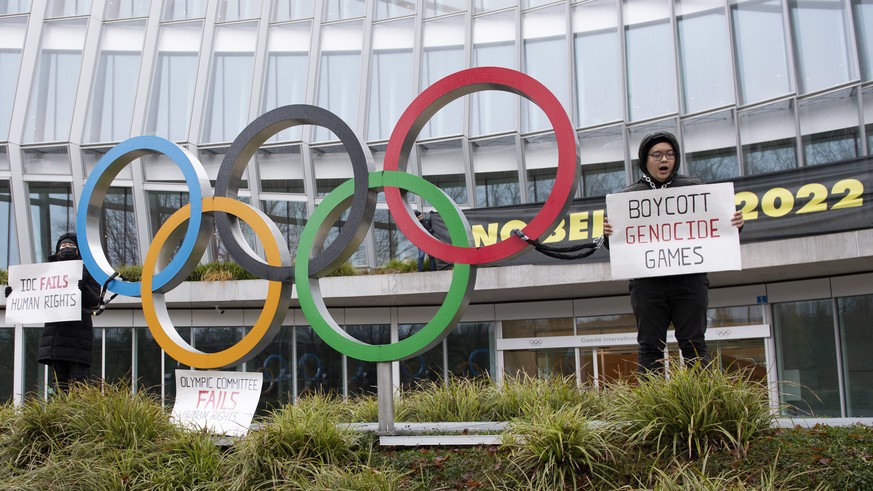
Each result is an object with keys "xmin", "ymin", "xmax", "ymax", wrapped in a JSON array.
[{"xmin": 431, "ymin": 157, "xmax": 873, "ymax": 267}]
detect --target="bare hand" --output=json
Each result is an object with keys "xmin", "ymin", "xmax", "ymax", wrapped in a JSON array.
[
  {"xmin": 603, "ymin": 217, "xmax": 613, "ymax": 237},
  {"xmin": 731, "ymin": 210, "xmax": 744, "ymax": 228}
]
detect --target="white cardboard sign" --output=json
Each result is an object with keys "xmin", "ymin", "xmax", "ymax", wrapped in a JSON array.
[
  {"xmin": 605, "ymin": 183, "xmax": 741, "ymax": 279},
  {"xmin": 171, "ymin": 370, "xmax": 263, "ymax": 437},
  {"xmin": 5, "ymin": 261, "xmax": 83, "ymax": 325}
]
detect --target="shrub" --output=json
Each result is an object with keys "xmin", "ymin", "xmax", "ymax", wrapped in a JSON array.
[
  {"xmin": 493, "ymin": 373, "xmax": 604, "ymax": 420},
  {"xmin": 396, "ymin": 376, "xmax": 497, "ymax": 422},
  {"xmin": 503, "ymin": 404, "xmax": 623, "ymax": 489},
  {"xmin": 0, "ymin": 269, "xmax": 8, "ymax": 286},
  {"xmin": 373, "ymin": 259, "xmax": 417, "ymax": 274},
  {"xmin": 606, "ymin": 364, "xmax": 774, "ymax": 459}
]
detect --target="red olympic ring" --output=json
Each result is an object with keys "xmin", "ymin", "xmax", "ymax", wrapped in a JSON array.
[{"xmin": 383, "ymin": 66, "xmax": 580, "ymax": 264}]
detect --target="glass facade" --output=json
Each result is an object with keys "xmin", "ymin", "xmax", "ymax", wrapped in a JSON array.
[{"xmin": 0, "ymin": 0, "xmax": 870, "ymax": 418}]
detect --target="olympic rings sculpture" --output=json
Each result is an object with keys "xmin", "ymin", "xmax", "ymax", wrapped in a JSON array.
[{"xmin": 77, "ymin": 67, "xmax": 580, "ymax": 369}]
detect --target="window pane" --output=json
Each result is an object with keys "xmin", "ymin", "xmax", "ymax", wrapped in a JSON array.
[
  {"xmin": 398, "ymin": 324, "xmax": 443, "ymax": 387},
  {"xmin": 504, "ymin": 347, "xmax": 577, "ymax": 379},
  {"xmin": 774, "ymin": 300, "xmax": 841, "ymax": 417},
  {"xmin": 447, "ymin": 322, "xmax": 493, "ymax": 378},
  {"xmin": 271, "ymin": 0, "xmax": 314, "ymax": 21},
  {"xmin": 424, "ymin": 0, "xmax": 465, "ymax": 17},
  {"xmin": 522, "ymin": 4, "xmax": 569, "ymax": 133},
  {"xmin": 323, "ymin": 0, "xmax": 365, "ymax": 21},
  {"xmin": 739, "ymin": 100, "xmax": 797, "ymax": 175},
  {"xmin": 297, "ymin": 326, "xmax": 342, "ymax": 397},
  {"xmin": 504, "ymin": 318, "xmax": 574, "ymax": 339},
  {"xmin": 136, "ymin": 327, "xmax": 163, "ymax": 396},
  {"xmin": 261, "ymin": 199, "xmax": 306, "ymax": 259},
  {"xmin": 101, "ymin": 187, "xmax": 139, "ymax": 267},
  {"xmin": 367, "ymin": 19, "xmax": 414, "ymax": 141},
  {"xmin": 799, "ymin": 88, "xmax": 860, "ymax": 166},
  {"xmin": 315, "ymin": 21, "xmax": 363, "ymax": 142},
  {"xmin": 573, "ymin": 0, "xmax": 622, "ymax": 127},
  {"xmin": 85, "ymin": 21, "xmax": 146, "ymax": 143},
  {"xmin": 162, "ymin": 0, "xmax": 207, "ymax": 20},
  {"xmin": 853, "ymin": 0, "xmax": 873, "ymax": 81},
  {"xmin": 46, "ymin": 0, "xmax": 92, "ymax": 17},
  {"xmin": 375, "ymin": 0, "xmax": 415, "ymax": 19},
  {"xmin": 0, "ymin": 328, "xmax": 13, "ymax": 402},
  {"xmin": 0, "ymin": 180, "xmax": 20, "ymax": 269},
  {"xmin": 524, "ymin": 132, "xmax": 558, "ymax": 203},
  {"xmin": 677, "ymin": 0, "xmax": 734, "ymax": 113},
  {"xmin": 472, "ymin": 10, "xmax": 517, "ymax": 136},
  {"xmin": 0, "ymin": 16, "xmax": 26, "ymax": 141},
  {"xmin": 838, "ymin": 295, "xmax": 873, "ymax": 417},
  {"xmin": 474, "ymin": 0, "xmax": 515, "ymax": 13},
  {"xmin": 624, "ymin": 0, "xmax": 677, "ymax": 121},
  {"xmin": 419, "ymin": 139, "xmax": 468, "ymax": 206},
  {"xmin": 22, "ymin": 146, "xmax": 72, "ymax": 175},
  {"xmin": 202, "ymin": 23, "xmax": 256, "ymax": 143},
  {"xmin": 731, "ymin": 0, "xmax": 791, "ymax": 104},
  {"xmin": 789, "ymin": 0, "xmax": 852, "ymax": 94},
  {"xmin": 146, "ymin": 22, "xmax": 204, "ymax": 142},
  {"xmin": 217, "ymin": 0, "xmax": 261, "ymax": 21},
  {"xmin": 472, "ymin": 136, "xmax": 520, "ymax": 207},
  {"xmin": 261, "ymin": 22, "xmax": 311, "ymax": 143},
  {"xmin": 24, "ymin": 19, "xmax": 87, "ymax": 143},
  {"xmin": 258, "ymin": 145, "xmax": 306, "ymax": 194},
  {"xmin": 147, "ymin": 190, "xmax": 189, "ymax": 239},
  {"xmin": 0, "ymin": 1, "xmax": 31, "ymax": 14},
  {"xmin": 105, "ymin": 0, "xmax": 151, "ymax": 19},
  {"xmin": 28, "ymin": 182, "xmax": 74, "ymax": 262},
  {"xmin": 682, "ymin": 109, "xmax": 740, "ymax": 181},
  {"xmin": 420, "ymin": 15, "xmax": 465, "ymax": 139},
  {"xmin": 582, "ymin": 162, "xmax": 625, "ymax": 197},
  {"xmin": 373, "ymin": 207, "xmax": 415, "ymax": 266},
  {"xmin": 103, "ymin": 327, "xmax": 132, "ymax": 385},
  {"xmin": 345, "ymin": 324, "xmax": 389, "ymax": 396}
]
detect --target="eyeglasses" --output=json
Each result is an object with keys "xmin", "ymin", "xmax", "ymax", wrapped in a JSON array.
[{"xmin": 648, "ymin": 151, "xmax": 676, "ymax": 161}]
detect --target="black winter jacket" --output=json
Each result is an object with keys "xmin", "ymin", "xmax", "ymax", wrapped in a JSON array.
[{"xmin": 37, "ymin": 233, "xmax": 101, "ymax": 367}]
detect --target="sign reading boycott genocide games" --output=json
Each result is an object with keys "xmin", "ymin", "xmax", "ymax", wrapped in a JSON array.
[
  {"xmin": 605, "ymin": 183, "xmax": 741, "ymax": 279},
  {"xmin": 4, "ymin": 261, "xmax": 83, "ymax": 325}
]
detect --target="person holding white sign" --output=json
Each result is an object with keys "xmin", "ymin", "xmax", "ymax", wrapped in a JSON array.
[
  {"xmin": 603, "ymin": 132, "xmax": 744, "ymax": 374},
  {"xmin": 6, "ymin": 233, "xmax": 101, "ymax": 392}
]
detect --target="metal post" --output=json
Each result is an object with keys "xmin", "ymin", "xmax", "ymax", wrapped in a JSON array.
[{"xmin": 376, "ymin": 361, "xmax": 394, "ymax": 434}]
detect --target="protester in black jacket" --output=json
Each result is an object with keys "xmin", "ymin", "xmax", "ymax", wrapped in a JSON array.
[
  {"xmin": 5, "ymin": 233, "xmax": 101, "ymax": 392},
  {"xmin": 604, "ymin": 132, "xmax": 744, "ymax": 374}
]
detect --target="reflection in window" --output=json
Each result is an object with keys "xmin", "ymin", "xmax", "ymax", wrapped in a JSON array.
[
  {"xmin": 147, "ymin": 190, "xmax": 189, "ymax": 240},
  {"xmin": 22, "ymin": 146, "xmax": 72, "ymax": 175},
  {"xmin": 420, "ymin": 15, "xmax": 465, "ymax": 139},
  {"xmin": 46, "ymin": 0, "xmax": 92, "ymax": 16},
  {"xmin": 202, "ymin": 23, "xmax": 257, "ymax": 143},
  {"xmin": 375, "ymin": 0, "xmax": 415, "ymax": 19},
  {"xmin": 261, "ymin": 200, "xmax": 306, "ymax": 259},
  {"xmin": 345, "ymin": 325, "xmax": 389, "ymax": 396},
  {"xmin": 472, "ymin": 10, "xmax": 517, "ymax": 136},
  {"xmin": 28, "ymin": 182, "xmax": 74, "ymax": 262},
  {"xmin": 504, "ymin": 347, "xmax": 577, "ymax": 380},
  {"xmin": 85, "ymin": 21, "xmax": 146, "ymax": 143},
  {"xmin": 774, "ymin": 300, "xmax": 841, "ymax": 416},
  {"xmin": 136, "ymin": 327, "xmax": 163, "ymax": 397},
  {"xmin": 581, "ymin": 162, "xmax": 625, "ymax": 197},
  {"xmin": 312, "ymin": 144, "xmax": 353, "ymax": 197},
  {"xmin": 323, "ymin": 0, "xmax": 365, "ymax": 21},
  {"xmin": 854, "ymin": 0, "xmax": 873, "ymax": 81},
  {"xmin": 472, "ymin": 136, "xmax": 520, "ymax": 208},
  {"xmin": 789, "ymin": 0, "xmax": 852, "ymax": 94},
  {"xmin": 475, "ymin": 169, "xmax": 520, "ymax": 207},
  {"xmin": 707, "ymin": 305, "xmax": 764, "ymax": 327},
  {"xmin": 838, "ymin": 295, "xmax": 873, "ymax": 417},
  {"xmin": 24, "ymin": 19, "xmax": 87, "ymax": 143},
  {"xmin": 739, "ymin": 100, "xmax": 797, "ymax": 175},
  {"xmin": 504, "ymin": 318, "xmax": 574, "ymax": 339},
  {"xmin": 682, "ymin": 110, "xmax": 739, "ymax": 181},
  {"xmin": 162, "ymin": 0, "xmax": 207, "ymax": 20},
  {"xmin": 799, "ymin": 88, "xmax": 860, "ymax": 166},
  {"xmin": 297, "ymin": 326, "xmax": 342, "ymax": 397},
  {"xmin": 447, "ymin": 322, "xmax": 493, "ymax": 378},
  {"xmin": 527, "ymin": 168, "xmax": 555, "ymax": 203},
  {"xmin": 0, "ymin": 16, "xmax": 26, "ymax": 141},
  {"xmin": 0, "ymin": 1, "xmax": 30, "ymax": 14},
  {"xmin": 217, "ymin": 0, "xmax": 261, "ymax": 21},
  {"xmin": 424, "ymin": 0, "xmax": 465, "ymax": 17},
  {"xmin": 102, "ymin": 327, "xmax": 132, "ymax": 385},
  {"xmin": 271, "ymin": 0, "xmax": 314, "ymax": 21},
  {"xmin": 399, "ymin": 324, "xmax": 443, "ymax": 387},
  {"xmin": 146, "ymin": 23, "xmax": 203, "ymax": 142},
  {"xmin": 423, "ymin": 173, "xmax": 468, "ymax": 206},
  {"xmin": 573, "ymin": 0, "xmax": 622, "ymax": 127},
  {"xmin": 101, "ymin": 187, "xmax": 139, "ymax": 267},
  {"xmin": 368, "ymin": 19, "xmax": 414, "ymax": 141},
  {"xmin": 677, "ymin": 0, "xmax": 734, "ymax": 113},
  {"xmin": 0, "ymin": 180, "xmax": 20, "ymax": 269},
  {"xmin": 105, "ymin": 0, "xmax": 151, "ymax": 19},
  {"xmin": 625, "ymin": 0, "xmax": 677, "ymax": 122},
  {"xmin": 576, "ymin": 314, "xmax": 637, "ymax": 334},
  {"xmin": 731, "ymin": 0, "xmax": 790, "ymax": 104},
  {"xmin": 315, "ymin": 21, "xmax": 363, "ymax": 142},
  {"xmin": 261, "ymin": 22, "xmax": 311, "ymax": 143},
  {"xmin": 373, "ymin": 208, "xmax": 415, "ymax": 266},
  {"xmin": 524, "ymin": 132, "xmax": 558, "ymax": 203},
  {"xmin": 522, "ymin": 4, "xmax": 569, "ymax": 133},
  {"xmin": 0, "ymin": 328, "xmax": 12, "ymax": 402}
]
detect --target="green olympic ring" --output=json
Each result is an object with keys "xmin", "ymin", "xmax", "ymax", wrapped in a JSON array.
[{"xmin": 296, "ymin": 171, "xmax": 476, "ymax": 362}]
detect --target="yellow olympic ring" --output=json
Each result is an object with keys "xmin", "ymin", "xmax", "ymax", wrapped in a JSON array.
[{"xmin": 141, "ymin": 197, "xmax": 292, "ymax": 368}]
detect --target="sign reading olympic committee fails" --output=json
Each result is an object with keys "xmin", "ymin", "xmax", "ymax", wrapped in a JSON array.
[
  {"xmin": 606, "ymin": 183, "xmax": 741, "ymax": 279},
  {"xmin": 5, "ymin": 261, "xmax": 83, "ymax": 325}
]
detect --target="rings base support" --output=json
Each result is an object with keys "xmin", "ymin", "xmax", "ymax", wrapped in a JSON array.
[{"xmin": 377, "ymin": 362, "xmax": 394, "ymax": 434}]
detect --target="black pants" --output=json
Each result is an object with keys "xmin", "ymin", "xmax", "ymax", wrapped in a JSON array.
[
  {"xmin": 629, "ymin": 273, "xmax": 709, "ymax": 373},
  {"xmin": 50, "ymin": 361, "xmax": 90, "ymax": 393}
]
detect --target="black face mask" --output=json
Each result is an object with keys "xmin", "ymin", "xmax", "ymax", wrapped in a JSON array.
[{"xmin": 58, "ymin": 247, "xmax": 79, "ymax": 260}]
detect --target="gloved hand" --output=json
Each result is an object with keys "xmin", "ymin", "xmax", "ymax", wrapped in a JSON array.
[
  {"xmin": 4, "ymin": 286, "xmax": 11, "ymax": 298},
  {"xmin": 78, "ymin": 280, "xmax": 85, "ymax": 291}
]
